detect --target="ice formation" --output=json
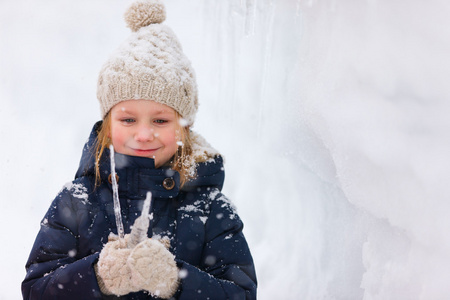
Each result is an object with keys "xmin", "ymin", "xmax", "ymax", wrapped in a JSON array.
[{"xmin": 1, "ymin": 0, "xmax": 449, "ymax": 299}]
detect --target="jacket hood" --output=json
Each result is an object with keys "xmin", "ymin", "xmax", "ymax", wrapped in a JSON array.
[{"xmin": 75, "ymin": 121, "xmax": 225, "ymax": 196}]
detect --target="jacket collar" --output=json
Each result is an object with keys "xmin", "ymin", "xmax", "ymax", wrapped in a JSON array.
[{"xmin": 103, "ymin": 152, "xmax": 181, "ymax": 199}]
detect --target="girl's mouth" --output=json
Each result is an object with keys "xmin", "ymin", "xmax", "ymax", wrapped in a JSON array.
[{"xmin": 131, "ymin": 148, "xmax": 159, "ymax": 156}]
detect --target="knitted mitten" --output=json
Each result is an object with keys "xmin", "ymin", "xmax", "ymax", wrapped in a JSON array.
[
  {"xmin": 128, "ymin": 238, "xmax": 179, "ymax": 299},
  {"xmin": 95, "ymin": 236, "xmax": 135, "ymax": 296}
]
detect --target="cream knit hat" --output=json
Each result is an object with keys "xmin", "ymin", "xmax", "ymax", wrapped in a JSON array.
[{"xmin": 97, "ymin": 0, "xmax": 198, "ymax": 125}]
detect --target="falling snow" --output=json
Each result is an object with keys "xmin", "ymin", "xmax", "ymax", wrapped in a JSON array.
[{"xmin": 2, "ymin": 0, "xmax": 450, "ymax": 299}]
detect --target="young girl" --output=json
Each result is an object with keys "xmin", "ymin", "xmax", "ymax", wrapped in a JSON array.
[{"xmin": 21, "ymin": 1, "xmax": 257, "ymax": 299}]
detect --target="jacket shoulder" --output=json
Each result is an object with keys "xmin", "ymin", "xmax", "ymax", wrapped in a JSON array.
[
  {"xmin": 203, "ymin": 189, "xmax": 243, "ymax": 240},
  {"xmin": 207, "ymin": 189, "xmax": 238, "ymax": 217},
  {"xmin": 58, "ymin": 177, "xmax": 94, "ymax": 203}
]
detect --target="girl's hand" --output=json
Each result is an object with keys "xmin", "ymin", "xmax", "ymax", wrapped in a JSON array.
[
  {"xmin": 128, "ymin": 238, "xmax": 179, "ymax": 299},
  {"xmin": 95, "ymin": 234, "xmax": 178, "ymax": 298},
  {"xmin": 95, "ymin": 236, "xmax": 133, "ymax": 296}
]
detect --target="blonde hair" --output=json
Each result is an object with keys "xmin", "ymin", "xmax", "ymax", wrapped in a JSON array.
[{"xmin": 94, "ymin": 111, "xmax": 194, "ymax": 187}]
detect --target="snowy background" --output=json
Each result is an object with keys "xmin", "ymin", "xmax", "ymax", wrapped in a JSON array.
[{"xmin": 1, "ymin": 0, "xmax": 450, "ymax": 299}]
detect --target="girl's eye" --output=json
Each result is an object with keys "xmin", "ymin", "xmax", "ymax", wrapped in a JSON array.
[
  {"xmin": 154, "ymin": 119, "xmax": 168, "ymax": 124},
  {"xmin": 121, "ymin": 118, "xmax": 135, "ymax": 124}
]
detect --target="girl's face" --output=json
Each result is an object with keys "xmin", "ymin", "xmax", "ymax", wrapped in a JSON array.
[{"xmin": 109, "ymin": 100, "xmax": 180, "ymax": 168}]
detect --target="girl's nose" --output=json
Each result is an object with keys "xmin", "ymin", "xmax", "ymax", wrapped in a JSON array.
[{"xmin": 135, "ymin": 126, "xmax": 154, "ymax": 142}]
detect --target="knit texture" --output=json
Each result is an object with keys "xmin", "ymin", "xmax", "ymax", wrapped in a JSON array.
[
  {"xmin": 97, "ymin": 0, "xmax": 198, "ymax": 124},
  {"xmin": 96, "ymin": 238, "xmax": 133, "ymax": 296},
  {"xmin": 128, "ymin": 239, "xmax": 179, "ymax": 298},
  {"xmin": 95, "ymin": 234, "xmax": 179, "ymax": 298}
]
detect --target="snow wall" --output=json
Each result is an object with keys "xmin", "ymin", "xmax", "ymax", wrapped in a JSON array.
[{"xmin": 1, "ymin": 0, "xmax": 450, "ymax": 299}]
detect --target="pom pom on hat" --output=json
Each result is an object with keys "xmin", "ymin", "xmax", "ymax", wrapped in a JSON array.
[{"xmin": 124, "ymin": 0, "xmax": 166, "ymax": 32}]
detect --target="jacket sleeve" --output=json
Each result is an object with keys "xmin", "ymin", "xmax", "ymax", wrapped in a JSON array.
[
  {"xmin": 22, "ymin": 188, "xmax": 104, "ymax": 300},
  {"xmin": 175, "ymin": 191, "xmax": 257, "ymax": 300}
]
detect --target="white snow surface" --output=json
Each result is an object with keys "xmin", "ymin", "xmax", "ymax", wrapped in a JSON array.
[{"xmin": 1, "ymin": 0, "xmax": 450, "ymax": 299}]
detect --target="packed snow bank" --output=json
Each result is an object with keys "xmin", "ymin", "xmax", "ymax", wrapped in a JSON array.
[
  {"xmin": 293, "ymin": 1, "xmax": 450, "ymax": 298},
  {"xmin": 171, "ymin": 0, "xmax": 450, "ymax": 298},
  {"xmin": 1, "ymin": 0, "xmax": 449, "ymax": 299}
]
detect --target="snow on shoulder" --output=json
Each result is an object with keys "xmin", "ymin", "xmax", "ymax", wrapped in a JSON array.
[{"xmin": 61, "ymin": 182, "xmax": 90, "ymax": 205}]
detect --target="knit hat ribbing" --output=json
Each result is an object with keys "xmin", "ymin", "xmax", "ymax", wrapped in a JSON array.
[{"xmin": 97, "ymin": 0, "xmax": 198, "ymax": 125}]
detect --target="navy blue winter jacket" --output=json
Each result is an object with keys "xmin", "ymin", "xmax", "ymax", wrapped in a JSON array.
[{"xmin": 22, "ymin": 122, "xmax": 257, "ymax": 299}]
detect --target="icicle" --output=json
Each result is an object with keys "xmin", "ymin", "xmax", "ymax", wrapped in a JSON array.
[
  {"xmin": 109, "ymin": 145, "xmax": 125, "ymax": 240},
  {"xmin": 256, "ymin": 0, "xmax": 276, "ymax": 137},
  {"xmin": 245, "ymin": 0, "xmax": 257, "ymax": 36},
  {"xmin": 127, "ymin": 191, "xmax": 153, "ymax": 248}
]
